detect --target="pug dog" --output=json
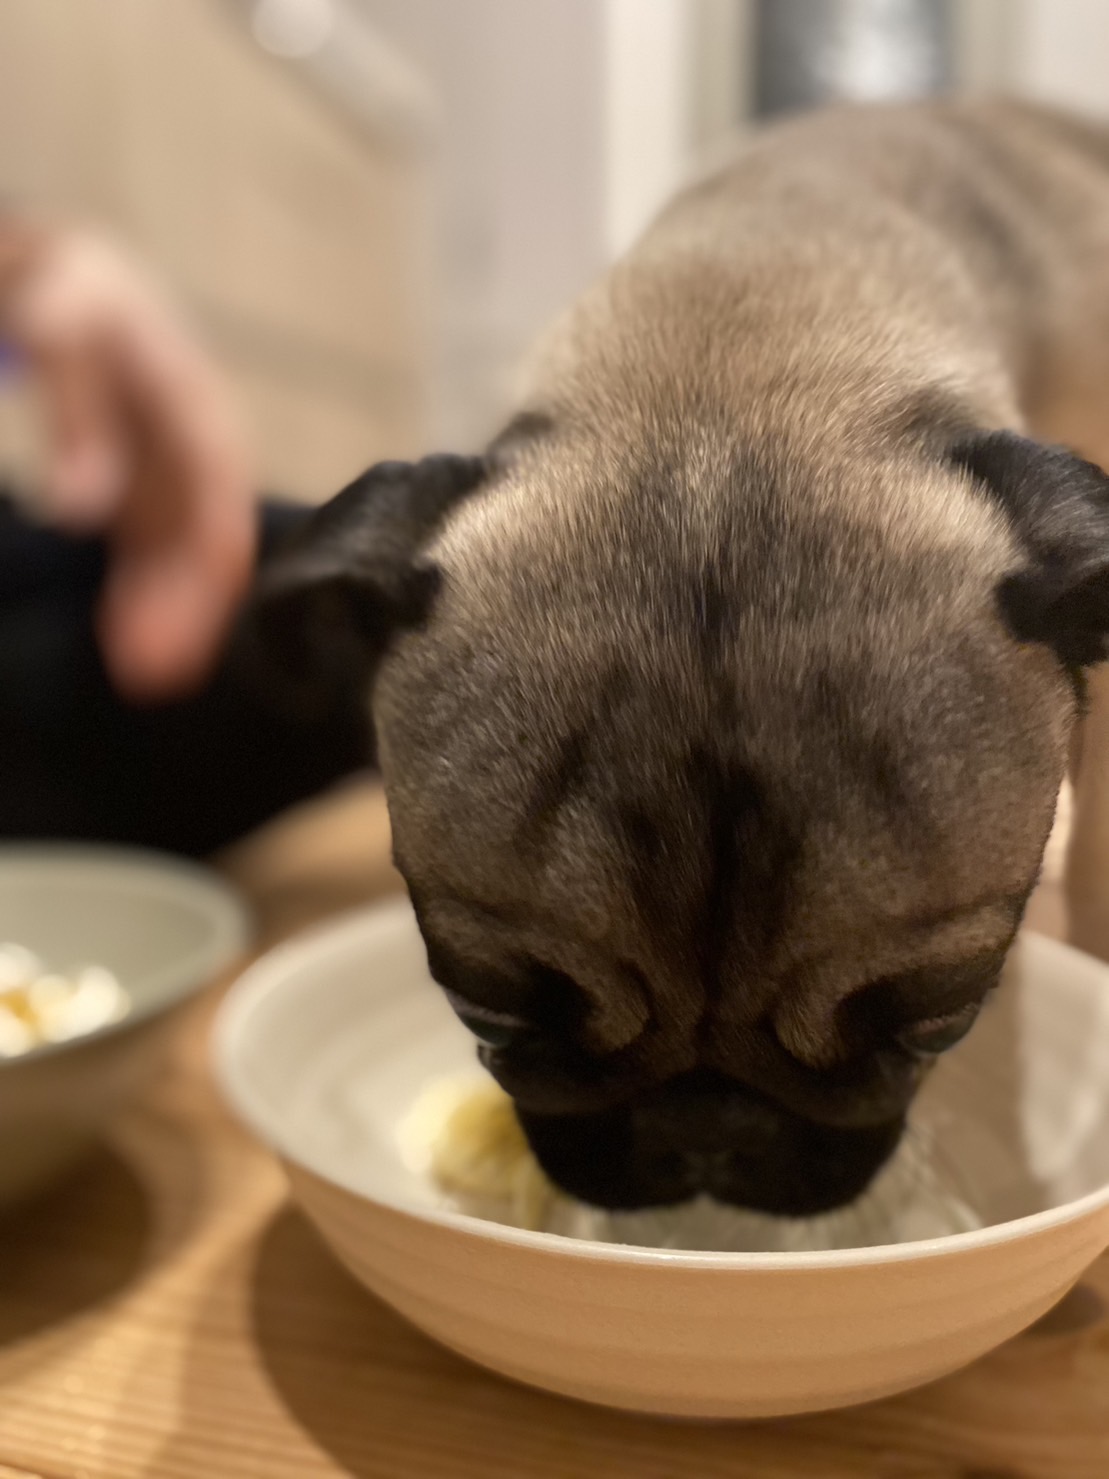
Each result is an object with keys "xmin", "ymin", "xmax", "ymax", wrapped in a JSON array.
[{"xmin": 259, "ymin": 98, "xmax": 1109, "ymax": 1217}]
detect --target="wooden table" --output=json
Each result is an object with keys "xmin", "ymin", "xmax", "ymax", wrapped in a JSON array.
[{"xmin": 1, "ymin": 781, "xmax": 1107, "ymax": 1479}]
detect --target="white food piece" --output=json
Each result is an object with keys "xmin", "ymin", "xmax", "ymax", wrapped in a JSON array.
[
  {"xmin": 0, "ymin": 948, "xmax": 130, "ymax": 1058},
  {"xmin": 0, "ymin": 942, "xmax": 42, "ymax": 991},
  {"xmin": 0, "ymin": 1003, "xmax": 36, "ymax": 1057},
  {"xmin": 401, "ymin": 1073, "xmax": 554, "ymax": 1230}
]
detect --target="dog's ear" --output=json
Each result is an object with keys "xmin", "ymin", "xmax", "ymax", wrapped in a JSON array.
[
  {"xmin": 252, "ymin": 453, "xmax": 486, "ymax": 689},
  {"xmin": 952, "ymin": 431, "xmax": 1109, "ymax": 667}
]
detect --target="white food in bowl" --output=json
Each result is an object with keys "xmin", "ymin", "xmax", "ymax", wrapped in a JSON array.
[
  {"xmin": 0, "ymin": 846, "xmax": 249, "ymax": 1205},
  {"xmin": 215, "ymin": 900, "xmax": 1109, "ymax": 1418},
  {"xmin": 401, "ymin": 1073, "xmax": 555, "ymax": 1231},
  {"xmin": 0, "ymin": 944, "xmax": 130, "ymax": 1057}
]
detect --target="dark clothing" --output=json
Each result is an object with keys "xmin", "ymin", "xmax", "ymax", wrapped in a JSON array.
[{"xmin": 0, "ymin": 494, "xmax": 372, "ymax": 857}]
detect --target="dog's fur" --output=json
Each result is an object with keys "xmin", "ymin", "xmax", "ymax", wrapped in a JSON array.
[{"xmin": 263, "ymin": 99, "xmax": 1109, "ymax": 1214}]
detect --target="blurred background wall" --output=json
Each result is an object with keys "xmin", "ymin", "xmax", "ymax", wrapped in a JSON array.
[{"xmin": 0, "ymin": 0, "xmax": 1104, "ymax": 503}]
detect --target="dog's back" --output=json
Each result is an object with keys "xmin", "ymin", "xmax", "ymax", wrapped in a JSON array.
[{"xmin": 519, "ymin": 100, "xmax": 1109, "ymax": 464}]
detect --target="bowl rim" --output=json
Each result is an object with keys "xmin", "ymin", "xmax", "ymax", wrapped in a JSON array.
[
  {"xmin": 0, "ymin": 842, "xmax": 251, "ymax": 1067},
  {"xmin": 214, "ymin": 899, "xmax": 1109, "ymax": 1272}
]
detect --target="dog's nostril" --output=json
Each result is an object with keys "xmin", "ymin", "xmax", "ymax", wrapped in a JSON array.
[
  {"xmin": 708, "ymin": 1104, "xmax": 783, "ymax": 1155},
  {"xmin": 636, "ymin": 1073, "xmax": 787, "ymax": 1160},
  {"xmin": 683, "ymin": 1148, "xmax": 734, "ymax": 1174},
  {"xmin": 647, "ymin": 1116, "xmax": 777, "ymax": 1159}
]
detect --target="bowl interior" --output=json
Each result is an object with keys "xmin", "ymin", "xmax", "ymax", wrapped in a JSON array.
[
  {"xmin": 218, "ymin": 900, "xmax": 1109, "ymax": 1251},
  {"xmin": 0, "ymin": 845, "xmax": 250, "ymax": 1043}
]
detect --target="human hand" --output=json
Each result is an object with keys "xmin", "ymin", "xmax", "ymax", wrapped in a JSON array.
[{"xmin": 0, "ymin": 221, "xmax": 255, "ymax": 697}]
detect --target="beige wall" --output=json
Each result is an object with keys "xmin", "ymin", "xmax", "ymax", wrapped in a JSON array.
[{"xmin": 0, "ymin": 0, "xmax": 430, "ymax": 502}]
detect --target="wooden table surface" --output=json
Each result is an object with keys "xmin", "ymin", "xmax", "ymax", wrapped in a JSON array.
[{"xmin": 1, "ymin": 781, "xmax": 1108, "ymax": 1479}]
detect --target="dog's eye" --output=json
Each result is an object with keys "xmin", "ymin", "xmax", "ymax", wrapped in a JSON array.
[
  {"xmin": 444, "ymin": 990, "xmax": 531, "ymax": 1047},
  {"xmin": 456, "ymin": 1014, "xmax": 525, "ymax": 1048},
  {"xmin": 896, "ymin": 1001, "xmax": 981, "ymax": 1057}
]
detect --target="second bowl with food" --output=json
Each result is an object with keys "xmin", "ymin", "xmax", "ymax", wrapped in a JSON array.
[{"xmin": 0, "ymin": 845, "xmax": 249, "ymax": 1206}]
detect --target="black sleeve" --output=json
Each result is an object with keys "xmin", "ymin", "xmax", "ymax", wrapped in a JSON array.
[{"xmin": 0, "ymin": 493, "xmax": 374, "ymax": 857}]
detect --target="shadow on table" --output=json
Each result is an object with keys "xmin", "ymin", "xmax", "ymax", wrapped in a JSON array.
[
  {"xmin": 136, "ymin": 1197, "xmax": 1107, "ymax": 1478},
  {"xmin": 245, "ymin": 1206, "xmax": 1109, "ymax": 1479},
  {"xmin": 0, "ymin": 1097, "xmax": 208, "ymax": 1373},
  {"xmin": 243, "ymin": 1207, "xmax": 957, "ymax": 1479},
  {"xmin": 0, "ymin": 1143, "xmax": 150, "ymax": 1350}
]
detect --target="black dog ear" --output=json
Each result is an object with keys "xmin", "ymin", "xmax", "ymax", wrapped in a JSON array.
[
  {"xmin": 952, "ymin": 431, "xmax": 1109, "ymax": 668},
  {"xmin": 252, "ymin": 453, "xmax": 486, "ymax": 690}
]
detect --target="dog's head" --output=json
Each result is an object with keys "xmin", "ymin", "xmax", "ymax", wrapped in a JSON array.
[{"xmin": 259, "ymin": 424, "xmax": 1105, "ymax": 1215}]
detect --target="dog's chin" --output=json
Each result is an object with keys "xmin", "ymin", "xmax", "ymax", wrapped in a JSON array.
[{"xmin": 515, "ymin": 1079, "xmax": 907, "ymax": 1217}]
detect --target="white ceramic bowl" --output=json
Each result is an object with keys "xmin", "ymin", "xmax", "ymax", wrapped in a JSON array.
[
  {"xmin": 216, "ymin": 900, "xmax": 1109, "ymax": 1418},
  {"xmin": 0, "ymin": 845, "xmax": 249, "ymax": 1205}
]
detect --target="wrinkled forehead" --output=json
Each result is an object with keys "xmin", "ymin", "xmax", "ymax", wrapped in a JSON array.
[{"xmin": 378, "ymin": 622, "xmax": 1062, "ymax": 993}]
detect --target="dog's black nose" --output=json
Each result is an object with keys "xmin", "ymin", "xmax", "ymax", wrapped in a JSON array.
[
  {"xmin": 632, "ymin": 1069, "xmax": 784, "ymax": 1158},
  {"xmin": 515, "ymin": 1068, "xmax": 906, "ymax": 1216}
]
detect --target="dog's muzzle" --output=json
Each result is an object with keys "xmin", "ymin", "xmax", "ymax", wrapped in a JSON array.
[{"xmin": 515, "ymin": 1068, "xmax": 906, "ymax": 1215}]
